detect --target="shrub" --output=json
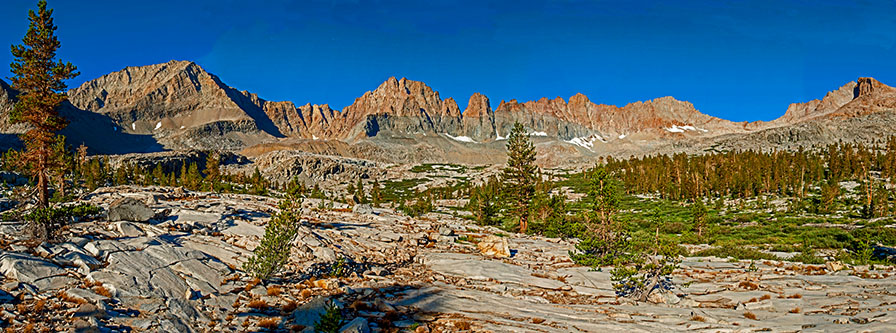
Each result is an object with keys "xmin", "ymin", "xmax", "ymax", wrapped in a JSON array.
[
  {"xmin": 313, "ymin": 301, "xmax": 343, "ymax": 333},
  {"xmin": 243, "ymin": 194, "xmax": 302, "ymax": 280},
  {"xmin": 466, "ymin": 176, "xmax": 502, "ymax": 226},
  {"xmin": 23, "ymin": 203, "xmax": 102, "ymax": 241},
  {"xmin": 610, "ymin": 237, "xmax": 681, "ymax": 301},
  {"xmin": 569, "ymin": 165, "xmax": 630, "ymax": 267},
  {"xmin": 693, "ymin": 245, "xmax": 777, "ymax": 261},
  {"xmin": 790, "ymin": 247, "xmax": 824, "ymax": 265},
  {"xmin": 570, "ymin": 227, "xmax": 634, "ymax": 267},
  {"xmin": 398, "ymin": 195, "xmax": 433, "ymax": 217}
]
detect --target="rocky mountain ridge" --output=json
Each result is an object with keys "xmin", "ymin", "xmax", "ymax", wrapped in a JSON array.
[{"xmin": 1, "ymin": 60, "xmax": 895, "ymax": 164}]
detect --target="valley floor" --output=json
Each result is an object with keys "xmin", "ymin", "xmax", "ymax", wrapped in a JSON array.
[{"xmin": 1, "ymin": 186, "xmax": 894, "ymax": 332}]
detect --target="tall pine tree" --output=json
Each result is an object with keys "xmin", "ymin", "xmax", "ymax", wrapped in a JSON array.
[
  {"xmin": 8, "ymin": 0, "xmax": 79, "ymax": 207},
  {"xmin": 501, "ymin": 122, "xmax": 538, "ymax": 233}
]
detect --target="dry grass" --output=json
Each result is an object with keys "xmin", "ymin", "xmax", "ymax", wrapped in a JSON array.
[
  {"xmin": 786, "ymin": 293, "xmax": 802, "ymax": 299},
  {"xmin": 349, "ymin": 300, "xmax": 372, "ymax": 311},
  {"xmin": 221, "ymin": 274, "xmax": 240, "ymax": 285},
  {"xmin": 248, "ymin": 299, "xmax": 268, "ymax": 310},
  {"xmin": 738, "ymin": 281, "xmax": 759, "ymax": 290},
  {"xmin": 266, "ymin": 286, "xmax": 282, "ymax": 296},
  {"xmin": 531, "ymin": 318, "xmax": 545, "ymax": 324},
  {"xmin": 57, "ymin": 291, "xmax": 88, "ymax": 305},
  {"xmin": 33, "ymin": 300, "xmax": 46, "ymax": 312},
  {"xmin": 690, "ymin": 315, "xmax": 706, "ymax": 322},
  {"xmin": 282, "ymin": 300, "xmax": 298, "ymax": 313},
  {"xmin": 454, "ymin": 321, "xmax": 472, "ymax": 330},
  {"xmin": 83, "ymin": 280, "xmax": 103, "ymax": 288},
  {"xmin": 300, "ymin": 289, "xmax": 313, "ymax": 299},
  {"xmin": 743, "ymin": 312, "xmax": 757, "ymax": 320},
  {"xmin": 759, "ymin": 294, "xmax": 771, "ymax": 301},
  {"xmin": 245, "ymin": 278, "xmax": 261, "ymax": 291},
  {"xmin": 94, "ymin": 285, "xmax": 112, "ymax": 298},
  {"xmin": 258, "ymin": 318, "xmax": 279, "ymax": 329},
  {"xmin": 789, "ymin": 307, "xmax": 801, "ymax": 313}
]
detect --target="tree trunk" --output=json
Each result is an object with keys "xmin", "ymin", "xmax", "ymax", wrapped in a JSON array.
[{"xmin": 38, "ymin": 145, "xmax": 48, "ymax": 208}]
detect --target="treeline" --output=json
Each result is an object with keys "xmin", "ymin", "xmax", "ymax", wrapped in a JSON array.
[
  {"xmin": 607, "ymin": 138, "xmax": 896, "ymax": 205},
  {"xmin": 2, "ymin": 145, "xmax": 277, "ymax": 199}
]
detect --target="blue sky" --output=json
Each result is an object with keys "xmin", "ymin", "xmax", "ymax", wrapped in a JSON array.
[{"xmin": 2, "ymin": 0, "xmax": 895, "ymax": 121}]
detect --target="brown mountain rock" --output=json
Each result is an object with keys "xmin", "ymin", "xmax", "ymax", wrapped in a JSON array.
[
  {"xmin": 827, "ymin": 77, "xmax": 896, "ymax": 118},
  {"xmin": 66, "ymin": 60, "xmax": 283, "ymax": 150},
  {"xmin": 461, "ymin": 93, "xmax": 495, "ymax": 142},
  {"xmin": 774, "ymin": 81, "xmax": 856, "ymax": 124},
  {"xmin": 334, "ymin": 77, "xmax": 462, "ymax": 140}
]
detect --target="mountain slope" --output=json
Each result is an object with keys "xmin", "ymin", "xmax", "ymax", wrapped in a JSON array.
[{"xmin": 66, "ymin": 60, "xmax": 288, "ymax": 150}]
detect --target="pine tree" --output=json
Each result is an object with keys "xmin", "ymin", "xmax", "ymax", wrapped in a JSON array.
[
  {"xmin": 354, "ymin": 178, "xmax": 366, "ymax": 204},
  {"xmin": 570, "ymin": 165, "xmax": 630, "ymax": 267},
  {"xmin": 250, "ymin": 167, "xmax": 266, "ymax": 195},
  {"xmin": 184, "ymin": 162, "xmax": 202, "ymax": 190},
  {"xmin": 243, "ymin": 190, "xmax": 302, "ymax": 280},
  {"xmin": 691, "ymin": 199, "xmax": 708, "ymax": 237},
  {"xmin": 370, "ymin": 179, "xmax": 382, "ymax": 206},
  {"xmin": 501, "ymin": 123, "xmax": 538, "ymax": 233},
  {"xmin": 203, "ymin": 153, "xmax": 221, "ymax": 191},
  {"xmin": 151, "ymin": 165, "xmax": 165, "ymax": 185},
  {"xmin": 8, "ymin": 0, "xmax": 79, "ymax": 208},
  {"xmin": 467, "ymin": 176, "xmax": 502, "ymax": 226}
]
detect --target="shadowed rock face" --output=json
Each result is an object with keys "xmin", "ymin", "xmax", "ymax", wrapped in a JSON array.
[{"xmin": 0, "ymin": 79, "xmax": 25, "ymax": 134}]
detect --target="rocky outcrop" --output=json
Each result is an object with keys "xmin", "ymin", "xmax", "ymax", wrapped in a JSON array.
[
  {"xmin": 827, "ymin": 77, "xmax": 896, "ymax": 118},
  {"xmin": 107, "ymin": 197, "xmax": 154, "ymax": 222},
  {"xmin": 461, "ymin": 93, "xmax": 495, "ymax": 142},
  {"xmin": 238, "ymin": 149, "xmax": 386, "ymax": 187},
  {"xmin": 0, "ymin": 79, "xmax": 27, "ymax": 135},
  {"xmin": 774, "ymin": 81, "xmax": 857, "ymax": 124},
  {"xmin": 332, "ymin": 77, "xmax": 463, "ymax": 140}
]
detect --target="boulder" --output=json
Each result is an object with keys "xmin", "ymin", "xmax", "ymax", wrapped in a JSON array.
[
  {"xmin": 65, "ymin": 288, "xmax": 110, "ymax": 304},
  {"xmin": 438, "ymin": 226, "xmax": 454, "ymax": 236},
  {"xmin": 825, "ymin": 261, "xmax": 846, "ymax": 272},
  {"xmin": 872, "ymin": 245, "xmax": 896, "ymax": 262},
  {"xmin": 293, "ymin": 297, "xmax": 341, "ymax": 328},
  {"xmin": 114, "ymin": 221, "xmax": 145, "ymax": 237},
  {"xmin": 339, "ymin": 317, "xmax": 370, "ymax": 333},
  {"xmin": 477, "ymin": 235, "xmax": 511, "ymax": 258},
  {"xmin": 0, "ymin": 251, "xmax": 75, "ymax": 291},
  {"xmin": 352, "ymin": 204, "xmax": 374, "ymax": 215},
  {"xmin": 107, "ymin": 197, "xmax": 154, "ymax": 222}
]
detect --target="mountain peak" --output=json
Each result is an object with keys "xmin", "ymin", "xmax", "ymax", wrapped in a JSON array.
[{"xmin": 855, "ymin": 77, "xmax": 896, "ymax": 98}]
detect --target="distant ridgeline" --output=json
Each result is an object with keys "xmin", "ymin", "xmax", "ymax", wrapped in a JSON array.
[{"xmin": 2, "ymin": 60, "xmax": 895, "ymax": 163}]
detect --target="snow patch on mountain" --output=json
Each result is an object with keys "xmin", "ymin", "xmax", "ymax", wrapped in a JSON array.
[{"xmin": 445, "ymin": 133, "xmax": 476, "ymax": 143}]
